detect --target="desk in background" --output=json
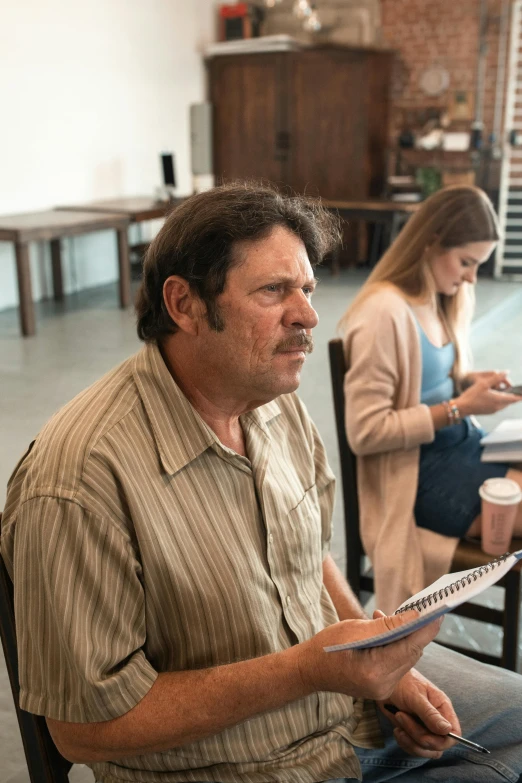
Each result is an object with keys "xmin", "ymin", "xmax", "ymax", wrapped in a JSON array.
[
  {"xmin": 323, "ymin": 199, "xmax": 421, "ymax": 273},
  {"xmin": 57, "ymin": 196, "xmax": 183, "ymax": 262},
  {"xmin": 59, "ymin": 197, "xmax": 419, "ymax": 277},
  {"xmin": 0, "ymin": 210, "xmax": 131, "ymax": 337}
]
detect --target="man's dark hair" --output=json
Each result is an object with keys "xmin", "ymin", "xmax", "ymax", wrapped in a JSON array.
[{"xmin": 136, "ymin": 181, "xmax": 341, "ymax": 342}]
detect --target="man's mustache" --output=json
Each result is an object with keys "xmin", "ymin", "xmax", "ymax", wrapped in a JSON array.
[{"xmin": 275, "ymin": 334, "xmax": 314, "ymax": 354}]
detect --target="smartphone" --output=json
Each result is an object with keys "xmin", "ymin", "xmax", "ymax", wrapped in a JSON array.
[{"xmin": 501, "ymin": 384, "xmax": 522, "ymax": 395}]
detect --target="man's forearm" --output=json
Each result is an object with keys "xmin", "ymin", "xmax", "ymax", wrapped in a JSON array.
[
  {"xmin": 322, "ymin": 553, "xmax": 367, "ymax": 620},
  {"xmin": 47, "ymin": 645, "xmax": 309, "ymax": 764}
]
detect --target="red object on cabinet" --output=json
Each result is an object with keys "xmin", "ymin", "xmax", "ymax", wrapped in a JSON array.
[{"xmin": 218, "ymin": 3, "xmax": 262, "ymax": 40}]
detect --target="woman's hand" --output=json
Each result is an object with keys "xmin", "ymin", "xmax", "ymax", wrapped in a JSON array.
[
  {"xmin": 456, "ymin": 373, "xmax": 521, "ymax": 416},
  {"xmin": 463, "ymin": 370, "xmax": 511, "ymax": 391}
]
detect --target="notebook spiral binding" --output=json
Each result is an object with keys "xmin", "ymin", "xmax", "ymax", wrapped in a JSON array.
[{"xmin": 395, "ymin": 553, "xmax": 510, "ymax": 614}]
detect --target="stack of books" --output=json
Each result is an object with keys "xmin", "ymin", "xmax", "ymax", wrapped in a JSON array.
[
  {"xmin": 480, "ymin": 419, "xmax": 522, "ymax": 462},
  {"xmin": 205, "ymin": 35, "xmax": 305, "ymax": 58}
]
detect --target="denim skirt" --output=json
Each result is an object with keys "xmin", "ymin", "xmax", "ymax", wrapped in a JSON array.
[{"xmin": 414, "ymin": 418, "xmax": 509, "ymax": 537}]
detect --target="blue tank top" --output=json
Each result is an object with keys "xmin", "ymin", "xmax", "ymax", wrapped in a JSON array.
[{"xmin": 415, "ymin": 321, "xmax": 455, "ymax": 406}]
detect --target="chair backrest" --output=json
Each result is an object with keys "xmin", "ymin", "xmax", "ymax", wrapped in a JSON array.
[
  {"xmin": 0, "ymin": 538, "xmax": 72, "ymax": 783},
  {"xmin": 328, "ymin": 338, "xmax": 369, "ymax": 596}
]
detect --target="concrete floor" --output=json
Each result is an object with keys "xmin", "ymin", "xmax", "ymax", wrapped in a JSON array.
[{"xmin": 1, "ymin": 269, "xmax": 522, "ymax": 782}]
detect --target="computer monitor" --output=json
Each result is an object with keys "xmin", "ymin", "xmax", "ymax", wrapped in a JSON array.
[{"xmin": 161, "ymin": 152, "xmax": 176, "ymax": 188}]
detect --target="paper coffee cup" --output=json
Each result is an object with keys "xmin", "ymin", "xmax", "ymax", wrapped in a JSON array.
[{"xmin": 479, "ymin": 478, "xmax": 522, "ymax": 556}]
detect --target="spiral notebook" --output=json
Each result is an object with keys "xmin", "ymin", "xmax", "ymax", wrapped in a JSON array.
[{"xmin": 324, "ymin": 549, "xmax": 522, "ymax": 652}]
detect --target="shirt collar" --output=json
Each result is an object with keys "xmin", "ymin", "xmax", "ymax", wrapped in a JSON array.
[{"xmin": 133, "ymin": 343, "xmax": 281, "ymax": 475}]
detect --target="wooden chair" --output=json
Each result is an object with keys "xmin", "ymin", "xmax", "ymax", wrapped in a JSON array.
[
  {"xmin": 328, "ymin": 337, "xmax": 522, "ymax": 671},
  {"xmin": 0, "ymin": 535, "xmax": 73, "ymax": 782}
]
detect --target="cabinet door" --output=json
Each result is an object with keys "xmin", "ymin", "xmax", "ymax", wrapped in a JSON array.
[
  {"xmin": 209, "ymin": 54, "xmax": 286, "ymax": 184},
  {"xmin": 287, "ymin": 50, "xmax": 370, "ymax": 200}
]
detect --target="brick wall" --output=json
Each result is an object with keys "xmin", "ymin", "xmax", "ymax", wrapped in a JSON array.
[{"xmin": 381, "ymin": 0, "xmax": 508, "ymax": 146}]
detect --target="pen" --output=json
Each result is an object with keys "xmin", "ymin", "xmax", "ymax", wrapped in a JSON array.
[{"xmin": 384, "ymin": 705, "xmax": 490, "ymax": 755}]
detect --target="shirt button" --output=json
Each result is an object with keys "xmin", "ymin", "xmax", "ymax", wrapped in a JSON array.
[
  {"xmin": 286, "ymin": 595, "xmax": 292, "ymax": 606},
  {"xmin": 326, "ymin": 718, "xmax": 333, "ymax": 727},
  {"xmin": 268, "ymin": 533, "xmax": 274, "ymax": 544}
]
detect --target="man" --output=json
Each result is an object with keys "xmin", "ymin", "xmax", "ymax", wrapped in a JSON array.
[{"xmin": 2, "ymin": 183, "xmax": 522, "ymax": 783}]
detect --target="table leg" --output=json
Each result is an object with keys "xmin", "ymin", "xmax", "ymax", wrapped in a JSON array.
[
  {"xmin": 50, "ymin": 238, "xmax": 64, "ymax": 301},
  {"xmin": 116, "ymin": 227, "xmax": 131, "ymax": 308},
  {"xmin": 369, "ymin": 223, "xmax": 383, "ymax": 267},
  {"xmin": 389, "ymin": 211, "xmax": 405, "ymax": 243},
  {"xmin": 330, "ymin": 244, "xmax": 341, "ymax": 276},
  {"xmin": 383, "ymin": 215, "xmax": 395, "ymax": 253},
  {"xmin": 357, "ymin": 221, "xmax": 368, "ymax": 266},
  {"xmin": 15, "ymin": 242, "xmax": 35, "ymax": 336}
]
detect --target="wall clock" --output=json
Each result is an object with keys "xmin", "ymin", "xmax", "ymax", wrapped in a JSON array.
[{"xmin": 419, "ymin": 65, "xmax": 450, "ymax": 96}]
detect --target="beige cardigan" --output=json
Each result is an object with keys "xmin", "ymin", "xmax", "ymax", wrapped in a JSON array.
[{"xmin": 343, "ymin": 286, "xmax": 458, "ymax": 614}]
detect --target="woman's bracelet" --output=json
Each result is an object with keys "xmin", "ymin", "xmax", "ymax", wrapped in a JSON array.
[{"xmin": 442, "ymin": 399, "xmax": 461, "ymax": 426}]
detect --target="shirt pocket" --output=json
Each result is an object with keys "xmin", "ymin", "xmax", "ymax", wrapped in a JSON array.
[{"xmin": 286, "ymin": 484, "xmax": 323, "ymax": 599}]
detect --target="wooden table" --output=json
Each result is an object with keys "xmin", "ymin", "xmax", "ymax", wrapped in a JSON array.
[
  {"xmin": 0, "ymin": 210, "xmax": 131, "ymax": 337},
  {"xmin": 56, "ymin": 195, "xmax": 181, "ymax": 223},
  {"xmin": 57, "ymin": 196, "xmax": 186, "ymax": 260},
  {"xmin": 323, "ymin": 199, "xmax": 421, "ymax": 271}
]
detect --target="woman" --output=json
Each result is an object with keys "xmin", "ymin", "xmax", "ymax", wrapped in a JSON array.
[{"xmin": 339, "ymin": 185, "xmax": 522, "ymax": 613}]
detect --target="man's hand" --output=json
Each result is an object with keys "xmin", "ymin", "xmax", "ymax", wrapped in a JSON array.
[
  {"xmin": 381, "ymin": 668, "xmax": 461, "ymax": 759},
  {"xmin": 296, "ymin": 610, "xmax": 442, "ymax": 702}
]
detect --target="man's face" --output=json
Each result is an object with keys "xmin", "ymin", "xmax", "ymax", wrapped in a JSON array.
[{"xmin": 197, "ymin": 226, "xmax": 319, "ymax": 404}]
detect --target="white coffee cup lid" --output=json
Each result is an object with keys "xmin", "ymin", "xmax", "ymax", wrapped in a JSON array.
[{"xmin": 479, "ymin": 477, "xmax": 522, "ymax": 505}]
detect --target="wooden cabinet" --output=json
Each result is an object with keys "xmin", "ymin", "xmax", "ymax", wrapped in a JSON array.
[{"xmin": 208, "ymin": 46, "xmax": 393, "ymax": 200}]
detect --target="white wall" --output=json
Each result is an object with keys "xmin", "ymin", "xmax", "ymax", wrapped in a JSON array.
[{"xmin": 0, "ymin": 0, "xmax": 215, "ymax": 311}]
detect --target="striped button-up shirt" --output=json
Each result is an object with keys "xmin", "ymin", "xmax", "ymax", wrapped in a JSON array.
[{"xmin": 1, "ymin": 343, "xmax": 380, "ymax": 783}]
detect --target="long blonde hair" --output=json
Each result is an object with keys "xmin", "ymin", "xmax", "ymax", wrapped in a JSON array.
[{"xmin": 338, "ymin": 185, "xmax": 500, "ymax": 384}]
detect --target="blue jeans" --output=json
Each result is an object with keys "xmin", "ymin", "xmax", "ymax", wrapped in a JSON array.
[
  {"xmin": 415, "ymin": 419, "xmax": 509, "ymax": 537},
  {"xmin": 326, "ymin": 643, "xmax": 522, "ymax": 782}
]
